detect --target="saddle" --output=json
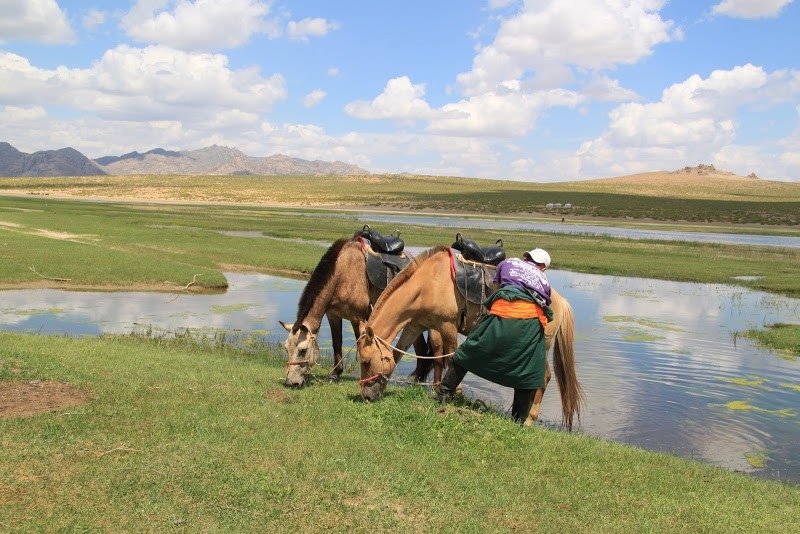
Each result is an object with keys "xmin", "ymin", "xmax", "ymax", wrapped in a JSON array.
[
  {"xmin": 449, "ymin": 248, "xmax": 496, "ymax": 305},
  {"xmin": 354, "ymin": 224, "xmax": 404, "ymax": 255},
  {"xmin": 355, "ymin": 228, "xmax": 412, "ymax": 290},
  {"xmin": 450, "ymin": 232, "xmax": 506, "ymax": 266}
]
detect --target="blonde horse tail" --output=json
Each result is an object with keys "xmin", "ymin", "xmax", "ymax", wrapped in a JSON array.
[{"xmin": 552, "ymin": 298, "xmax": 585, "ymax": 431}]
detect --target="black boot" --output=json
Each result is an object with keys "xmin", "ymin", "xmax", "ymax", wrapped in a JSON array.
[
  {"xmin": 436, "ymin": 362, "xmax": 467, "ymax": 403},
  {"xmin": 511, "ymin": 389, "xmax": 534, "ymax": 423}
]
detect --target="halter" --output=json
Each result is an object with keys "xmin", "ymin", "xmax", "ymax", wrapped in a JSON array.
[
  {"xmin": 357, "ymin": 333, "xmax": 394, "ymax": 391},
  {"xmin": 357, "ymin": 333, "xmax": 456, "ymax": 391},
  {"xmin": 285, "ymin": 358, "xmax": 312, "ymax": 374},
  {"xmin": 284, "ymin": 329, "xmax": 318, "ymax": 379}
]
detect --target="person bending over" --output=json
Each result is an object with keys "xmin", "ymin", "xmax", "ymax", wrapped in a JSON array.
[{"xmin": 437, "ymin": 248, "xmax": 553, "ymax": 423}]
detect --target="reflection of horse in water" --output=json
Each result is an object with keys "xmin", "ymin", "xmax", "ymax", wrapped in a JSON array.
[
  {"xmin": 357, "ymin": 246, "xmax": 585, "ymax": 429},
  {"xmin": 281, "ymin": 234, "xmax": 428, "ymax": 388}
]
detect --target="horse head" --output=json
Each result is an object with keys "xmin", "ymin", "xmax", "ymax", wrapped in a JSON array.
[
  {"xmin": 357, "ymin": 320, "xmax": 395, "ymax": 402},
  {"xmin": 280, "ymin": 320, "xmax": 321, "ymax": 388}
]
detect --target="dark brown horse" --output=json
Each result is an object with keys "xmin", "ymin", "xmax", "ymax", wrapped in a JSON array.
[
  {"xmin": 281, "ymin": 237, "xmax": 428, "ymax": 387},
  {"xmin": 357, "ymin": 246, "xmax": 585, "ymax": 429}
]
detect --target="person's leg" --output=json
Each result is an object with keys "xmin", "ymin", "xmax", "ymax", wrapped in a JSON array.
[
  {"xmin": 436, "ymin": 361, "xmax": 468, "ymax": 402},
  {"xmin": 511, "ymin": 388, "xmax": 534, "ymax": 423}
]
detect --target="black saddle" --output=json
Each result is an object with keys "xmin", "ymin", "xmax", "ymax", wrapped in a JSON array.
[
  {"xmin": 354, "ymin": 224, "xmax": 404, "ymax": 255},
  {"xmin": 451, "ymin": 249, "xmax": 495, "ymax": 305},
  {"xmin": 451, "ymin": 232, "xmax": 506, "ymax": 265},
  {"xmin": 364, "ymin": 247, "xmax": 411, "ymax": 290}
]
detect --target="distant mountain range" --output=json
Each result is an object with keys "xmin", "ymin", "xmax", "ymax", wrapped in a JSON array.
[{"xmin": 0, "ymin": 142, "xmax": 370, "ymax": 177}]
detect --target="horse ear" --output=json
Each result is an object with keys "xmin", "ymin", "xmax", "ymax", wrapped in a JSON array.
[
  {"xmin": 365, "ymin": 325, "xmax": 375, "ymax": 341},
  {"xmin": 279, "ymin": 320, "xmax": 292, "ymax": 332},
  {"xmin": 357, "ymin": 320, "xmax": 367, "ymax": 336}
]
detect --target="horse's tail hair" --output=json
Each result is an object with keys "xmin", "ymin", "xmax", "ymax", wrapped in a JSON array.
[{"xmin": 552, "ymin": 297, "xmax": 585, "ymax": 431}]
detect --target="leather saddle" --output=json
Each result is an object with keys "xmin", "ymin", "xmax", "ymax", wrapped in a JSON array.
[
  {"xmin": 450, "ymin": 248, "xmax": 496, "ymax": 305},
  {"xmin": 450, "ymin": 232, "xmax": 506, "ymax": 266},
  {"xmin": 354, "ymin": 224, "xmax": 404, "ymax": 255},
  {"xmin": 355, "ymin": 228, "xmax": 412, "ymax": 290}
]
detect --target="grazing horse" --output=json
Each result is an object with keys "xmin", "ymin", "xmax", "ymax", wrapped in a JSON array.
[
  {"xmin": 281, "ymin": 237, "xmax": 428, "ymax": 387},
  {"xmin": 357, "ymin": 246, "xmax": 585, "ymax": 429}
]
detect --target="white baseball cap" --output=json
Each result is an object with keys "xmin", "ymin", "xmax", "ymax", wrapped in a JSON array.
[{"xmin": 524, "ymin": 248, "xmax": 551, "ymax": 268}]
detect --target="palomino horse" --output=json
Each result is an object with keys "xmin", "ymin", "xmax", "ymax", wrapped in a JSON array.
[
  {"xmin": 357, "ymin": 246, "xmax": 585, "ymax": 430},
  {"xmin": 281, "ymin": 237, "xmax": 429, "ymax": 387}
]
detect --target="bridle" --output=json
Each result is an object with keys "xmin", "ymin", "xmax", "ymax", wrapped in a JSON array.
[
  {"xmin": 284, "ymin": 329, "xmax": 318, "ymax": 381},
  {"xmin": 357, "ymin": 333, "xmax": 394, "ymax": 393}
]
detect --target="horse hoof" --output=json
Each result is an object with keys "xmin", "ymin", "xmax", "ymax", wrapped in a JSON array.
[{"xmin": 326, "ymin": 374, "xmax": 340, "ymax": 384}]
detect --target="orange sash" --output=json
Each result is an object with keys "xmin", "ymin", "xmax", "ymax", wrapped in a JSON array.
[{"xmin": 489, "ymin": 299, "xmax": 548, "ymax": 329}]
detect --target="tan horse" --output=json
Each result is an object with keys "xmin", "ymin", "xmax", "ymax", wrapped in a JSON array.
[
  {"xmin": 357, "ymin": 246, "xmax": 585, "ymax": 429},
  {"xmin": 281, "ymin": 237, "xmax": 429, "ymax": 387}
]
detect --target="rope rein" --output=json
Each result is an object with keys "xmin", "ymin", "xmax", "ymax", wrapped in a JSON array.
[{"xmin": 287, "ymin": 331, "xmax": 455, "ymax": 385}]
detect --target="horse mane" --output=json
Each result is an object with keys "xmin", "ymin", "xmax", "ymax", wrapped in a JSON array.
[
  {"xmin": 375, "ymin": 245, "xmax": 449, "ymax": 306},
  {"xmin": 294, "ymin": 237, "xmax": 353, "ymax": 330}
]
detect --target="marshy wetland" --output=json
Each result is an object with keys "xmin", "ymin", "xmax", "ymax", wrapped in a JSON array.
[{"xmin": 2, "ymin": 172, "xmax": 800, "ymax": 531}]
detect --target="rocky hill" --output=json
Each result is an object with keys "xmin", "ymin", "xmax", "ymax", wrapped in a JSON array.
[
  {"xmin": 0, "ymin": 142, "xmax": 106, "ymax": 176},
  {"xmin": 95, "ymin": 145, "xmax": 369, "ymax": 176},
  {"xmin": 0, "ymin": 142, "xmax": 369, "ymax": 177}
]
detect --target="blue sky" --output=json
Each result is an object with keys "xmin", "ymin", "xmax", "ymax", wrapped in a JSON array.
[{"xmin": 1, "ymin": 0, "xmax": 798, "ymax": 182}]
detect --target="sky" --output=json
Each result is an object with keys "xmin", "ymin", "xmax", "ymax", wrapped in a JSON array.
[{"xmin": 1, "ymin": 0, "xmax": 799, "ymax": 182}]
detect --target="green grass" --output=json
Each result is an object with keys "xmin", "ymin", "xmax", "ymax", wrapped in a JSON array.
[
  {"xmin": 738, "ymin": 323, "xmax": 800, "ymax": 359},
  {"xmin": 2, "ymin": 331, "xmax": 799, "ymax": 533},
  {"xmin": 3, "ymin": 172, "xmax": 800, "ymax": 225},
  {"xmin": 2, "ymin": 195, "xmax": 799, "ymax": 297}
]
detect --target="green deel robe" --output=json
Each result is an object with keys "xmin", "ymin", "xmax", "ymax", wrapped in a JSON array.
[{"xmin": 453, "ymin": 285, "xmax": 553, "ymax": 390}]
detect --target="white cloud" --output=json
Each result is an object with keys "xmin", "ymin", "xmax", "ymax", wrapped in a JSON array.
[
  {"xmin": 711, "ymin": 0, "xmax": 795, "ymax": 18},
  {"xmin": 303, "ymin": 90, "xmax": 326, "ymax": 108},
  {"xmin": 428, "ymin": 87, "xmax": 584, "ymax": 137},
  {"xmin": 0, "ymin": 104, "xmax": 47, "ymax": 121},
  {"xmin": 82, "ymin": 8, "xmax": 107, "ymax": 30},
  {"xmin": 344, "ymin": 76, "xmax": 432, "ymax": 122},
  {"xmin": 582, "ymin": 75, "xmax": 641, "ymax": 102},
  {"xmin": 286, "ymin": 17, "xmax": 340, "ymax": 42},
  {"xmin": 571, "ymin": 64, "xmax": 800, "ymax": 180},
  {"xmin": 121, "ymin": 0, "xmax": 279, "ymax": 50},
  {"xmin": 0, "ymin": 46, "xmax": 286, "ymax": 122},
  {"xmin": 0, "ymin": 0, "xmax": 76, "ymax": 44},
  {"xmin": 457, "ymin": 0, "xmax": 676, "ymax": 96}
]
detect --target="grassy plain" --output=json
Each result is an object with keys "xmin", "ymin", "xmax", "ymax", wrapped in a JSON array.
[
  {"xmin": 1, "ymin": 177, "xmax": 800, "ymax": 297},
  {"xmin": 2, "ymin": 330, "xmax": 799, "ymax": 533},
  {"xmin": 2, "ymin": 173, "xmax": 800, "ymax": 531},
  {"xmin": 1, "ymin": 169, "xmax": 800, "ymax": 225}
]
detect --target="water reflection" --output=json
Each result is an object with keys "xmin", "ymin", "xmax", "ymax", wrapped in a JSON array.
[{"xmin": 2, "ymin": 271, "xmax": 799, "ymax": 484}]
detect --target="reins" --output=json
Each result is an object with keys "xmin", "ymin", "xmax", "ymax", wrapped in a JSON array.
[
  {"xmin": 288, "ymin": 331, "xmax": 455, "ymax": 387},
  {"xmin": 357, "ymin": 332, "xmax": 455, "ymax": 390}
]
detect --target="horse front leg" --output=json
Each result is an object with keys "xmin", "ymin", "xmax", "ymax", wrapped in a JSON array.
[
  {"xmin": 325, "ymin": 314, "xmax": 344, "ymax": 383},
  {"xmin": 525, "ymin": 360, "xmax": 551, "ymax": 426},
  {"xmin": 409, "ymin": 333, "xmax": 433, "ymax": 383},
  {"xmin": 426, "ymin": 330, "xmax": 446, "ymax": 386}
]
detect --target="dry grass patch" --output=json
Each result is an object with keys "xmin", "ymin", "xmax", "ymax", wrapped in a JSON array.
[{"xmin": 0, "ymin": 380, "xmax": 93, "ymax": 418}]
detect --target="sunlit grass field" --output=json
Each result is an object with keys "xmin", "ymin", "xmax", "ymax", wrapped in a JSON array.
[
  {"xmin": 2, "ymin": 330, "xmax": 799, "ymax": 533},
  {"xmin": 2, "ymin": 171, "xmax": 800, "ymax": 225}
]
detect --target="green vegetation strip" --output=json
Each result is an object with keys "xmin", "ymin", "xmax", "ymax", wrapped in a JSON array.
[
  {"xmin": 1, "ymin": 195, "xmax": 799, "ymax": 298},
  {"xmin": 2, "ymin": 331, "xmax": 799, "ymax": 532},
  {"xmin": 738, "ymin": 323, "xmax": 800, "ymax": 359}
]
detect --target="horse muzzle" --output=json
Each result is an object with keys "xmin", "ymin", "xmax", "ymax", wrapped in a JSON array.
[{"xmin": 359, "ymin": 373, "xmax": 388, "ymax": 402}]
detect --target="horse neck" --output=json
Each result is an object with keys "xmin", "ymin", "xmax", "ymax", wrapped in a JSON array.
[
  {"xmin": 367, "ymin": 249, "xmax": 447, "ymax": 341},
  {"xmin": 297, "ymin": 244, "xmax": 364, "ymax": 331}
]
